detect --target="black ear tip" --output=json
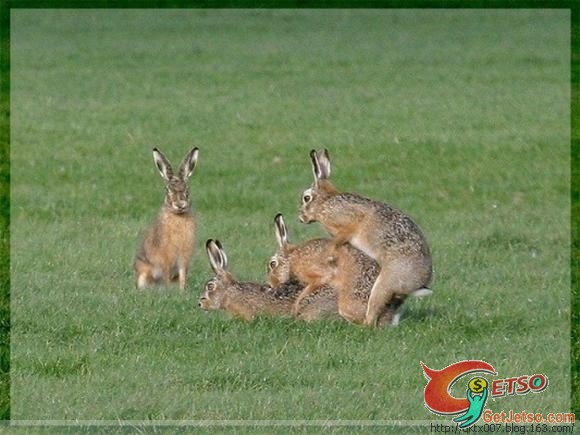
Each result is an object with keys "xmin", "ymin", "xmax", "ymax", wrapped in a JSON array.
[
  {"xmin": 153, "ymin": 147, "xmax": 160, "ymax": 153},
  {"xmin": 275, "ymin": 213, "xmax": 283, "ymax": 221},
  {"xmin": 205, "ymin": 239, "xmax": 214, "ymax": 249},
  {"xmin": 215, "ymin": 240, "xmax": 223, "ymax": 250},
  {"xmin": 309, "ymin": 149, "xmax": 317, "ymax": 157}
]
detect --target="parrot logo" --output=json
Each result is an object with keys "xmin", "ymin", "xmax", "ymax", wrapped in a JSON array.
[{"xmin": 421, "ymin": 360, "xmax": 496, "ymax": 428}]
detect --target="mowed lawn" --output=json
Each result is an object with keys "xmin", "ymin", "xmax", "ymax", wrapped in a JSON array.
[{"xmin": 10, "ymin": 10, "xmax": 570, "ymax": 422}]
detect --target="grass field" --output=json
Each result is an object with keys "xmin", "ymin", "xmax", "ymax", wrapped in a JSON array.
[{"xmin": 9, "ymin": 9, "xmax": 571, "ymax": 425}]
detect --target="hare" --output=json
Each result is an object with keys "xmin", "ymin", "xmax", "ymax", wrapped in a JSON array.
[
  {"xmin": 268, "ymin": 214, "xmax": 431, "ymax": 326},
  {"xmin": 267, "ymin": 214, "xmax": 337, "ymax": 316},
  {"xmin": 298, "ymin": 149, "xmax": 433, "ymax": 327},
  {"xmin": 199, "ymin": 240, "xmax": 337, "ymax": 321},
  {"xmin": 134, "ymin": 147, "xmax": 199, "ymax": 290}
]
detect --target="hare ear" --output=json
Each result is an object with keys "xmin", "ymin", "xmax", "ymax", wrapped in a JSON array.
[
  {"xmin": 316, "ymin": 149, "xmax": 331, "ymax": 179},
  {"xmin": 214, "ymin": 240, "xmax": 228, "ymax": 270},
  {"xmin": 153, "ymin": 148, "xmax": 174, "ymax": 181},
  {"xmin": 178, "ymin": 147, "xmax": 199, "ymax": 180},
  {"xmin": 309, "ymin": 149, "xmax": 322, "ymax": 183},
  {"xmin": 274, "ymin": 213, "xmax": 288, "ymax": 249},
  {"xmin": 206, "ymin": 239, "xmax": 225, "ymax": 274}
]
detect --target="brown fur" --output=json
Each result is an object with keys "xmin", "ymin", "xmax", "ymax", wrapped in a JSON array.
[
  {"xmin": 268, "ymin": 214, "xmax": 404, "ymax": 326},
  {"xmin": 135, "ymin": 210, "xmax": 196, "ymax": 289},
  {"xmin": 200, "ymin": 240, "xmax": 337, "ymax": 321},
  {"xmin": 298, "ymin": 149, "xmax": 433, "ymax": 326},
  {"xmin": 134, "ymin": 147, "xmax": 198, "ymax": 290}
]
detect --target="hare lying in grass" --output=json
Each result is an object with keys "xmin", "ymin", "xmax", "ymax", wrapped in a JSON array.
[
  {"xmin": 134, "ymin": 147, "xmax": 198, "ymax": 290},
  {"xmin": 199, "ymin": 239, "xmax": 337, "ymax": 321}
]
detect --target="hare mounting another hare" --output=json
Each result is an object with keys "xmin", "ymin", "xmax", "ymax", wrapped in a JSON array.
[
  {"xmin": 298, "ymin": 149, "xmax": 433, "ymax": 327},
  {"xmin": 134, "ymin": 147, "xmax": 198, "ymax": 290},
  {"xmin": 268, "ymin": 213, "xmax": 431, "ymax": 326}
]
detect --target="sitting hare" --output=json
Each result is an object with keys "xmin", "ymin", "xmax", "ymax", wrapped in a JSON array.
[{"xmin": 134, "ymin": 147, "xmax": 198, "ymax": 290}]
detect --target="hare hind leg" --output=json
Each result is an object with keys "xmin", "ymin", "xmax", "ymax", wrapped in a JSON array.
[
  {"xmin": 377, "ymin": 295, "xmax": 407, "ymax": 327},
  {"xmin": 364, "ymin": 269, "xmax": 409, "ymax": 327},
  {"xmin": 135, "ymin": 259, "xmax": 154, "ymax": 289},
  {"xmin": 337, "ymin": 291, "xmax": 367, "ymax": 324}
]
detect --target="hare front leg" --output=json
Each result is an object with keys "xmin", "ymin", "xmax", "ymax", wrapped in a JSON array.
[
  {"xmin": 328, "ymin": 221, "xmax": 359, "ymax": 250},
  {"xmin": 222, "ymin": 299, "xmax": 255, "ymax": 321},
  {"xmin": 293, "ymin": 283, "xmax": 322, "ymax": 315},
  {"xmin": 177, "ymin": 266, "xmax": 187, "ymax": 290},
  {"xmin": 176, "ymin": 257, "xmax": 190, "ymax": 291}
]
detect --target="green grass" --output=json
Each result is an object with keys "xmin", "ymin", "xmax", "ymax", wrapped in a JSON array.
[{"xmin": 9, "ymin": 9, "xmax": 570, "ymax": 424}]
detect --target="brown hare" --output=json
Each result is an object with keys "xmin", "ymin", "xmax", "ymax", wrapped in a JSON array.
[
  {"xmin": 298, "ymin": 149, "xmax": 433, "ymax": 327},
  {"xmin": 267, "ymin": 214, "xmax": 337, "ymax": 316},
  {"xmin": 199, "ymin": 240, "xmax": 337, "ymax": 321},
  {"xmin": 134, "ymin": 147, "xmax": 198, "ymax": 290},
  {"xmin": 268, "ymin": 214, "xmax": 431, "ymax": 326}
]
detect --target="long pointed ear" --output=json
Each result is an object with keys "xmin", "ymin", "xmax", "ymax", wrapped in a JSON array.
[
  {"xmin": 214, "ymin": 240, "xmax": 228, "ymax": 270},
  {"xmin": 309, "ymin": 149, "xmax": 322, "ymax": 184},
  {"xmin": 274, "ymin": 213, "xmax": 288, "ymax": 249},
  {"xmin": 206, "ymin": 239, "xmax": 225, "ymax": 274},
  {"xmin": 316, "ymin": 149, "xmax": 331, "ymax": 179},
  {"xmin": 178, "ymin": 147, "xmax": 199, "ymax": 180},
  {"xmin": 153, "ymin": 148, "xmax": 174, "ymax": 181}
]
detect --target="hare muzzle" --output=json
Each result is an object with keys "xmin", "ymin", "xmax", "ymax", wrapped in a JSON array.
[
  {"xmin": 174, "ymin": 199, "xmax": 189, "ymax": 213},
  {"xmin": 298, "ymin": 210, "xmax": 316, "ymax": 224}
]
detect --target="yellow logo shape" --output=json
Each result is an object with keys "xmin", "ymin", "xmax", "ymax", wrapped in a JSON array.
[{"xmin": 468, "ymin": 377, "xmax": 488, "ymax": 394}]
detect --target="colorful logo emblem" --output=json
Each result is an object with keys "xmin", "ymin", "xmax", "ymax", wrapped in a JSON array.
[{"xmin": 421, "ymin": 360, "xmax": 549, "ymax": 428}]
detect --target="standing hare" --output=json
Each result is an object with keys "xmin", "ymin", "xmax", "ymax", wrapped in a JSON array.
[
  {"xmin": 134, "ymin": 147, "xmax": 198, "ymax": 290},
  {"xmin": 199, "ymin": 240, "xmax": 337, "ymax": 321},
  {"xmin": 298, "ymin": 149, "xmax": 433, "ymax": 327},
  {"xmin": 268, "ymin": 214, "xmax": 431, "ymax": 326}
]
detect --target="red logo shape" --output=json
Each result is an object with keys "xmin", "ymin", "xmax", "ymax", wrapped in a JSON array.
[{"xmin": 421, "ymin": 360, "xmax": 496, "ymax": 415}]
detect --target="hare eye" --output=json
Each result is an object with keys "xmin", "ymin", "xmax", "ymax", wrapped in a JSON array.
[
  {"xmin": 207, "ymin": 282, "xmax": 215, "ymax": 291},
  {"xmin": 303, "ymin": 194, "xmax": 311, "ymax": 203},
  {"xmin": 269, "ymin": 260, "xmax": 277, "ymax": 270}
]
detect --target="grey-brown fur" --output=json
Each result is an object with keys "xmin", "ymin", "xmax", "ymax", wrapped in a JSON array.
[
  {"xmin": 199, "ymin": 240, "xmax": 337, "ymax": 321},
  {"xmin": 298, "ymin": 149, "xmax": 433, "ymax": 326},
  {"xmin": 134, "ymin": 147, "xmax": 199, "ymax": 290},
  {"xmin": 268, "ymin": 214, "xmax": 410, "ymax": 326}
]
